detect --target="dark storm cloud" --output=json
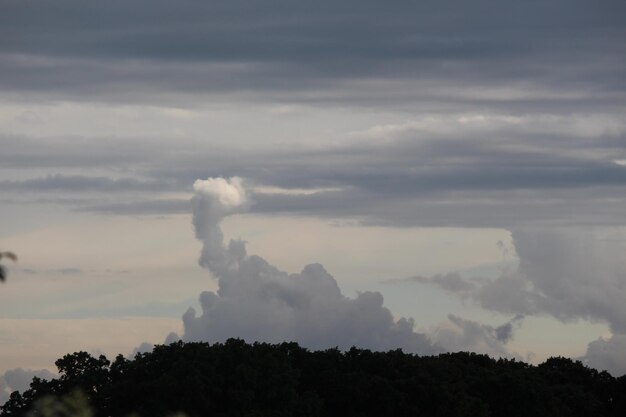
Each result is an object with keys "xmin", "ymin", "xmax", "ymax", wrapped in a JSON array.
[
  {"xmin": 1, "ymin": 0, "xmax": 624, "ymax": 104},
  {"xmin": 1, "ymin": 0, "xmax": 539, "ymax": 62}
]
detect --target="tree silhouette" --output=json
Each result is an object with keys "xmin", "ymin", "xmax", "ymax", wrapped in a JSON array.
[
  {"xmin": 2, "ymin": 340, "xmax": 625, "ymax": 417},
  {"xmin": 0, "ymin": 251, "xmax": 17, "ymax": 282}
]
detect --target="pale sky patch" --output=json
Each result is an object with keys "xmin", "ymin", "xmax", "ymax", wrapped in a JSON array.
[{"xmin": 0, "ymin": 317, "xmax": 182, "ymax": 374}]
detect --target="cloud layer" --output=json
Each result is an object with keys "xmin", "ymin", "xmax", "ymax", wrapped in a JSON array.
[
  {"xmin": 3, "ymin": 112, "xmax": 626, "ymax": 229},
  {"xmin": 2, "ymin": 0, "xmax": 625, "ymax": 229},
  {"xmin": 2, "ymin": 1, "xmax": 625, "ymax": 229},
  {"xmin": 2, "ymin": 0, "xmax": 625, "ymax": 105}
]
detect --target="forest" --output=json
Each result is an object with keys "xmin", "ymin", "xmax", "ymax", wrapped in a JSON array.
[{"xmin": 1, "ymin": 339, "xmax": 624, "ymax": 417}]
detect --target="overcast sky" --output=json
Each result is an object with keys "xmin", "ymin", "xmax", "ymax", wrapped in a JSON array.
[{"xmin": 1, "ymin": 0, "xmax": 625, "ymax": 398}]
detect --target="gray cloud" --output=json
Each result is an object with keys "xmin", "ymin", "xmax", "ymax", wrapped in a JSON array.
[
  {"xmin": 173, "ymin": 177, "xmax": 439, "ymax": 354},
  {"xmin": 580, "ymin": 334, "xmax": 626, "ymax": 376},
  {"xmin": 0, "ymin": 0, "xmax": 624, "ymax": 107},
  {"xmin": 402, "ymin": 228, "xmax": 626, "ymax": 374},
  {"xmin": 130, "ymin": 342, "xmax": 154, "ymax": 359},
  {"xmin": 494, "ymin": 315, "xmax": 524, "ymax": 344},
  {"xmin": 6, "ymin": 114, "xmax": 624, "ymax": 228},
  {"xmin": 0, "ymin": 135, "xmax": 165, "ymax": 170},
  {"xmin": 78, "ymin": 199, "xmax": 190, "ymax": 216},
  {"xmin": 387, "ymin": 273, "xmax": 477, "ymax": 292},
  {"xmin": 408, "ymin": 229, "xmax": 626, "ymax": 333},
  {"xmin": 431, "ymin": 314, "xmax": 523, "ymax": 359},
  {"xmin": 485, "ymin": 229, "xmax": 626, "ymax": 335},
  {"xmin": 0, "ymin": 368, "xmax": 55, "ymax": 405},
  {"xmin": 0, "ymin": 174, "xmax": 169, "ymax": 193}
]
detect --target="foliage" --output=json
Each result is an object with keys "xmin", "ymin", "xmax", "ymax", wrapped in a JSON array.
[
  {"xmin": 26, "ymin": 390, "xmax": 92, "ymax": 417},
  {"xmin": 1, "ymin": 340, "xmax": 624, "ymax": 417},
  {"xmin": 0, "ymin": 252, "xmax": 17, "ymax": 282}
]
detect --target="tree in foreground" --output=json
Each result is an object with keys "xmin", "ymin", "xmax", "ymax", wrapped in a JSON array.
[{"xmin": 2, "ymin": 339, "xmax": 625, "ymax": 417}]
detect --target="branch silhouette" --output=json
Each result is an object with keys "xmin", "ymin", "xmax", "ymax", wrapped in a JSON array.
[{"xmin": 0, "ymin": 251, "xmax": 18, "ymax": 282}]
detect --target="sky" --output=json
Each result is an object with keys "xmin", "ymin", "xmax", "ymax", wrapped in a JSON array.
[{"xmin": 1, "ymin": 0, "xmax": 626, "ymax": 399}]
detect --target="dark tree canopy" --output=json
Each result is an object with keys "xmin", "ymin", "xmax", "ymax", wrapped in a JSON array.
[{"xmin": 2, "ymin": 339, "xmax": 625, "ymax": 417}]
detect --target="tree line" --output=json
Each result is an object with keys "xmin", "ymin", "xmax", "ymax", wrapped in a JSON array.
[{"xmin": 2, "ymin": 339, "xmax": 625, "ymax": 417}]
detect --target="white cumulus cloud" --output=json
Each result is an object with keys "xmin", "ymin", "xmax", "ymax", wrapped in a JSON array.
[{"xmin": 175, "ymin": 177, "xmax": 439, "ymax": 354}]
